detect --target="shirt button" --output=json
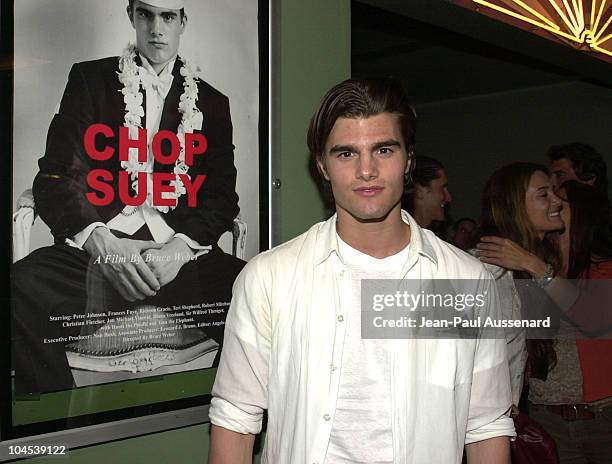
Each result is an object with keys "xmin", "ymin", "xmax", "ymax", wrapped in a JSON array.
[
  {"xmin": 323, "ymin": 414, "xmax": 331, "ymax": 421},
  {"xmin": 340, "ymin": 269, "xmax": 345, "ymax": 277},
  {"xmin": 330, "ymin": 364, "xmax": 337, "ymax": 371},
  {"xmin": 337, "ymin": 315, "xmax": 344, "ymax": 322}
]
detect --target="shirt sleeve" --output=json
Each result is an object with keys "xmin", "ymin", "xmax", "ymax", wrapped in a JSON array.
[
  {"xmin": 560, "ymin": 262, "xmax": 612, "ymax": 336},
  {"xmin": 209, "ymin": 255, "xmax": 271, "ymax": 434},
  {"xmin": 465, "ymin": 272, "xmax": 516, "ymax": 444},
  {"xmin": 68, "ymin": 222, "xmax": 108, "ymax": 249},
  {"xmin": 173, "ymin": 233, "xmax": 212, "ymax": 259}
]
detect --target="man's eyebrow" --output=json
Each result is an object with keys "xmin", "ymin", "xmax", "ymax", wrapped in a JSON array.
[
  {"xmin": 135, "ymin": 6, "xmax": 177, "ymax": 17},
  {"xmin": 135, "ymin": 6, "xmax": 152, "ymax": 14},
  {"xmin": 371, "ymin": 139, "xmax": 401, "ymax": 150},
  {"xmin": 328, "ymin": 139, "xmax": 402, "ymax": 155},
  {"xmin": 329, "ymin": 144, "xmax": 358, "ymax": 155}
]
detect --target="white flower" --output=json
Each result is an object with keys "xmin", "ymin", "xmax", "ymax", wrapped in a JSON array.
[
  {"xmin": 190, "ymin": 111, "xmax": 203, "ymax": 131},
  {"xmin": 117, "ymin": 43, "xmax": 201, "ymax": 213}
]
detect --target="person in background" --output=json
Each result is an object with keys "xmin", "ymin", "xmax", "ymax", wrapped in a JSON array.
[
  {"xmin": 477, "ymin": 177, "xmax": 612, "ymax": 462},
  {"xmin": 547, "ymin": 142, "xmax": 608, "ymax": 197},
  {"xmin": 476, "ymin": 162, "xmax": 564, "ymax": 408},
  {"xmin": 528, "ymin": 181, "xmax": 612, "ymax": 463},
  {"xmin": 401, "ymin": 155, "xmax": 452, "ymax": 232},
  {"xmin": 451, "ymin": 217, "xmax": 477, "ymax": 251}
]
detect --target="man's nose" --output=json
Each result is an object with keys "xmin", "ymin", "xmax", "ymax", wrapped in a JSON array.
[
  {"xmin": 150, "ymin": 16, "xmax": 163, "ymax": 35},
  {"xmin": 445, "ymin": 190, "xmax": 452, "ymax": 204},
  {"xmin": 357, "ymin": 153, "xmax": 378, "ymax": 179}
]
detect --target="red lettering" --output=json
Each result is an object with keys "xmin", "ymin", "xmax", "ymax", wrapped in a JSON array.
[
  {"xmin": 84, "ymin": 124, "xmax": 114, "ymax": 160},
  {"xmin": 180, "ymin": 174, "xmax": 206, "ymax": 207},
  {"xmin": 86, "ymin": 169, "xmax": 114, "ymax": 205},
  {"xmin": 119, "ymin": 126, "xmax": 148, "ymax": 162},
  {"xmin": 185, "ymin": 133, "xmax": 207, "ymax": 166},
  {"xmin": 152, "ymin": 130, "xmax": 180, "ymax": 165},
  {"xmin": 152, "ymin": 173, "xmax": 177, "ymax": 207},
  {"xmin": 118, "ymin": 171, "xmax": 147, "ymax": 206}
]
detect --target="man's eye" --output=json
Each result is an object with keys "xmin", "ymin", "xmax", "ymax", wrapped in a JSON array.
[
  {"xmin": 162, "ymin": 15, "xmax": 176, "ymax": 22},
  {"xmin": 379, "ymin": 147, "xmax": 392, "ymax": 155}
]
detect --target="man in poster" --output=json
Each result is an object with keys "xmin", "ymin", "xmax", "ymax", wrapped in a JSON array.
[{"xmin": 12, "ymin": 0, "xmax": 244, "ymax": 396}]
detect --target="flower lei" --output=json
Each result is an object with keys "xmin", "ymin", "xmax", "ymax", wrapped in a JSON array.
[{"xmin": 117, "ymin": 43, "xmax": 203, "ymax": 213}]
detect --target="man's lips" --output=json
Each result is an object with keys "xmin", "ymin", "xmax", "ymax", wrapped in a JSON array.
[
  {"xmin": 354, "ymin": 186, "xmax": 384, "ymax": 197},
  {"xmin": 149, "ymin": 42, "xmax": 167, "ymax": 48}
]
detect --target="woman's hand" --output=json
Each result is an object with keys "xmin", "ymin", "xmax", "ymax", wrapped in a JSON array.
[{"xmin": 476, "ymin": 236, "xmax": 548, "ymax": 278}]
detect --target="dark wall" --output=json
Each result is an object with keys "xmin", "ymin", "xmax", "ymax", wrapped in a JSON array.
[{"xmin": 414, "ymin": 81, "xmax": 612, "ymax": 223}]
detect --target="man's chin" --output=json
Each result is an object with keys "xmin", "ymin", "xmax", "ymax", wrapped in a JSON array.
[
  {"xmin": 346, "ymin": 207, "xmax": 394, "ymax": 224},
  {"xmin": 434, "ymin": 210, "xmax": 447, "ymax": 222}
]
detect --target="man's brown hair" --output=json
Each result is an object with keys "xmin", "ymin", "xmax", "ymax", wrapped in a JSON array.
[{"xmin": 307, "ymin": 78, "xmax": 416, "ymax": 192}]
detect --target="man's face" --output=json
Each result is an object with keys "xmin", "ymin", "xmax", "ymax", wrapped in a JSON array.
[
  {"xmin": 550, "ymin": 158, "xmax": 578, "ymax": 191},
  {"xmin": 317, "ymin": 112, "xmax": 411, "ymax": 224},
  {"xmin": 415, "ymin": 169, "xmax": 452, "ymax": 223},
  {"xmin": 130, "ymin": 0, "xmax": 186, "ymax": 73}
]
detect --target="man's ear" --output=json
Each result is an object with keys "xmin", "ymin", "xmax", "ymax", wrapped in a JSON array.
[
  {"xmin": 404, "ymin": 155, "xmax": 412, "ymax": 175},
  {"xmin": 180, "ymin": 14, "xmax": 188, "ymax": 33},
  {"xmin": 404, "ymin": 147, "xmax": 415, "ymax": 176},
  {"xmin": 316, "ymin": 156, "xmax": 330, "ymax": 181}
]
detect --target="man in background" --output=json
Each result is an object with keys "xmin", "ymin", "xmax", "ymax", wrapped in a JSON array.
[
  {"xmin": 401, "ymin": 155, "xmax": 452, "ymax": 237},
  {"xmin": 451, "ymin": 217, "xmax": 478, "ymax": 251},
  {"xmin": 548, "ymin": 142, "xmax": 608, "ymax": 197}
]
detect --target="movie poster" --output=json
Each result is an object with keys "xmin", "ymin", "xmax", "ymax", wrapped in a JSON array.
[{"xmin": 8, "ymin": 0, "xmax": 265, "ymax": 435}]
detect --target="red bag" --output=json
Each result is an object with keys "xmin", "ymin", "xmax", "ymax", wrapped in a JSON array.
[{"xmin": 511, "ymin": 411, "xmax": 559, "ymax": 464}]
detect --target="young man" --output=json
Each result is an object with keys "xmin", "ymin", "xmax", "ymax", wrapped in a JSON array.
[
  {"xmin": 548, "ymin": 142, "xmax": 609, "ymax": 197},
  {"xmin": 11, "ymin": 0, "xmax": 244, "ymax": 395},
  {"xmin": 209, "ymin": 79, "xmax": 514, "ymax": 463},
  {"xmin": 401, "ymin": 156, "xmax": 452, "ymax": 230}
]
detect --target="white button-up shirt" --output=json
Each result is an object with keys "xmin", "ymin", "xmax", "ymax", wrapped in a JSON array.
[{"xmin": 209, "ymin": 212, "xmax": 515, "ymax": 464}]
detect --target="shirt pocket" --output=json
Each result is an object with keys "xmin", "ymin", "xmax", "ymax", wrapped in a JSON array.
[{"xmin": 425, "ymin": 339, "xmax": 475, "ymax": 389}]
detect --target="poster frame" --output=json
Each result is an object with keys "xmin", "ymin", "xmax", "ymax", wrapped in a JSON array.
[{"xmin": 1, "ymin": 0, "xmax": 271, "ymax": 444}]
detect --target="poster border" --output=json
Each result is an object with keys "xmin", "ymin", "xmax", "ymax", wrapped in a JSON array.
[
  {"xmin": 2, "ymin": 0, "xmax": 270, "ymax": 442},
  {"xmin": 1, "ymin": 0, "xmax": 15, "ymax": 444}
]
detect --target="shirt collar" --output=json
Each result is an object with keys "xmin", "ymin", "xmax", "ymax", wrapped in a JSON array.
[
  {"xmin": 314, "ymin": 210, "xmax": 438, "ymax": 268},
  {"xmin": 139, "ymin": 53, "xmax": 177, "ymax": 78}
]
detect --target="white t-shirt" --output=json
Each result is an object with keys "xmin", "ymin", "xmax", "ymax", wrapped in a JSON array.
[{"xmin": 325, "ymin": 236, "xmax": 410, "ymax": 463}]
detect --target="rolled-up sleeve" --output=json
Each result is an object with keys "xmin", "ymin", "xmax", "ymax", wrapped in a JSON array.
[
  {"xmin": 465, "ymin": 273, "xmax": 516, "ymax": 444},
  {"xmin": 209, "ymin": 255, "xmax": 271, "ymax": 435}
]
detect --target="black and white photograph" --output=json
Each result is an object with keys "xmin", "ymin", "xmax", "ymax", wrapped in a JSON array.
[{"xmin": 8, "ymin": 0, "xmax": 264, "ymax": 420}]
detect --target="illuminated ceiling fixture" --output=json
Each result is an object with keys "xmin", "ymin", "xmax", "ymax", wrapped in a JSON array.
[{"xmin": 468, "ymin": 0, "xmax": 612, "ymax": 58}]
